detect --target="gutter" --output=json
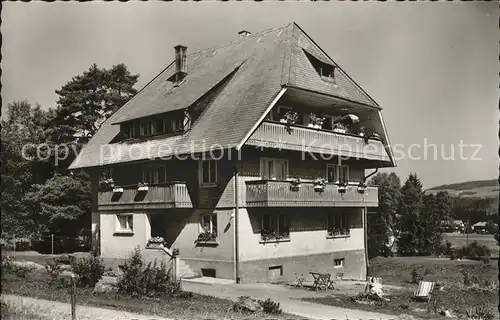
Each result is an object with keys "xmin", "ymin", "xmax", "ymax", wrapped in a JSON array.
[
  {"xmin": 233, "ymin": 164, "xmax": 241, "ymax": 283},
  {"xmin": 362, "ymin": 168, "xmax": 377, "ymax": 280}
]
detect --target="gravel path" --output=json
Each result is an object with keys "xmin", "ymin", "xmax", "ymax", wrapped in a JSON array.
[{"xmin": 1, "ymin": 294, "xmax": 172, "ymax": 320}]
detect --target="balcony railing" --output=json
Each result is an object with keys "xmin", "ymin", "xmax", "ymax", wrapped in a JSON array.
[
  {"xmin": 246, "ymin": 121, "xmax": 391, "ymax": 162},
  {"xmin": 246, "ymin": 180, "xmax": 378, "ymax": 207},
  {"xmin": 98, "ymin": 182, "xmax": 193, "ymax": 210}
]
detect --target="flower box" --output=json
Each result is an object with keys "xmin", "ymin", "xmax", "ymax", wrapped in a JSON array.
[
  {"xmin": 113, "ymin": 187, "xmax": 124, "ymax": 193},
  {"xmin": 146, "ymin": 236, "xmax": 165, "ymax": 248},
  {"xmin": 337, "ymin": 181, "xmax": 348, "ymax": 193},
  {"xmin": 333, "ymin": 128, "xmax": 346, "ymax": 134},
  {"xmin": 137, "ymin": 182, "xmax": 149, "ymax": 192},
  {"xmin": 357, "ymin": 182, "xmax": 367, "ymax": 194},
  {"xmin": 196, "ymin": 232, "xmax": 217, "ymax": 243},
  {"xmin": 261, "ymin": 229, "xmax": 290, "ymax": 242},
  {"xmin": 313, "ymin": 178, "xmax": 326, "ymax": 192},
  {"xmin": 328, "ymin": 228, "xmax": 351, "ymax": 237}
]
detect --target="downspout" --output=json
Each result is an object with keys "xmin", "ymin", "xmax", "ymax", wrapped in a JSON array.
[
  {"xmin": 233, "ymin": 164, "xmax": 241, "ymax": 284},
  {"xmin": 362, "ymin": 168, "xmax": 377, "ymax": 280}
]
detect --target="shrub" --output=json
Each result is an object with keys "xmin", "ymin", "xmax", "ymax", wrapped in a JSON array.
[
  {"xmin": 0, "ymin": 238, "xmax": 10, "ymax": 251},
  {"xmin": 410, "ymin": 267, "xmax": 425, "ymax": 283},
  {"xmin": 462, "ymin": 269, "xmax": 479, "ymax": 286},
  {"xmin": 440, "ymin": 241, "xmax": 452, "ymax": 256},
  {"xmin": 117, "ymin": 247, "xmax": 180, "ymax": 297},
  {"xmin": 258, "ymin": 298, "xmax": 282, "ymax": 315},
  {"xmin": 6, "ymin": 263, "xmax": 35, "ymax": 278},
  {"xmin": 465, "ymin": 304, "xmax": 494, "ymax": 320},
  {"xmin": 457, "ymin": 241, "xmax": 491, "ymax": 259},
  {"xmin": 70, "ymin": 253, "xmax": 105, "ymax": 287},
  {"xmin": 45, "ymin": 259, "xmax": 64, "ymax": 283},
  {"xmin": 56, "ymin": 254, "xmax": 76, "ymax": 265},
  {"xmin": 14, "ymin": 238, "xmax": 32, "ymax": 251}
]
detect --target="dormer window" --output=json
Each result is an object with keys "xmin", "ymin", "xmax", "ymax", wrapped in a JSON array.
[
  {"xmin": 304, "ymin": 49, "xmax": 336, "ymax": 84},
  {"xmin": 121, "ymin": 110, "xmax": 190, "ymax": 140}
]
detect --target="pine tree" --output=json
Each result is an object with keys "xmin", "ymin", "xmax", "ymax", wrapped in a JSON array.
[
  {"xmin": 52, "ymin": 63, "xmax": 139, "ymax": 145},
  {"xmin": 368, "ymin": 172, "xmax": 402, "ymax": 257},
  {"xmin": 397, "ymin": 173, "xmax": 425, "ymax": 256}
]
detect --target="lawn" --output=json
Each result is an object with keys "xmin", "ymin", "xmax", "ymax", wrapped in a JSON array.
[
  {"xmin": 304, "ymin": 257, "xmax": 499, "ymax": 320},
  {"xmin": 1, "ymin": 266, "xmax": 299, "ymax": 320},
  {"xmin": 1, "ymin": 299, "xmax": 69, "ymax": 320},
  {"xmin": 442, "ymin": 233, "xmax": 499, "ymax": 256}
]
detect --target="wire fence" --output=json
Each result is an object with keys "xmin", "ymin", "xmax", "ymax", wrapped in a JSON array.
[{"xmin": 1, "ymin": 233, "xmax": 92, "ymax": 255}]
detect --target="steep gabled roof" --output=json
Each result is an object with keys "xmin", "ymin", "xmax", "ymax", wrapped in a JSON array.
[{"xmin": 70, "ymin": 22, "xmax": 381, "ymax": 169}]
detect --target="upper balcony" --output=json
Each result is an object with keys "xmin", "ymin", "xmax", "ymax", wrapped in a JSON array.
[
  {"xmin": 246, "ymin": 180, "xmax": 378, "ymax": 208},
  {"xmin": 246, "ymin": 121, "xmax": 390, "ymax": 162},
  {"xmin": 98, "ymin": 182, "xmax": 193, "ymax": 211}
]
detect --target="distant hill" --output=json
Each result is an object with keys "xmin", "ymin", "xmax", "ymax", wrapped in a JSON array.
[{"xmin": 426, "ymin": 179, "xmax": 499, "ymax": 198}]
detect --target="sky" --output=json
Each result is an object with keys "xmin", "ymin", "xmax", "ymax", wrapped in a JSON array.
[{"xmin": 2, "ymin": 2, "xmax": 498, "ymax": 189}]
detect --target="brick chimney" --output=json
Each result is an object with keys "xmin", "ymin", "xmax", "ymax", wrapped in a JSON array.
[
  {"xmin": 174, "ymin": 45, "xmax": 187, "ymax": 85},
  {"xmin": 238, "ymin": 30, "xmax": 251, "ymax": 39}
]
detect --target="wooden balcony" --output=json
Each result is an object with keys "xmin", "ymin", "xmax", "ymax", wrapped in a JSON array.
[
  {"xmin": 98, "ymin": 182, "xmax": 193, "ymax": 211},
  {"xmin": 245, "ymin": 180, "xmax": 378, "ymax": 207},
  {"xmin": 246, "ymin": 121, "xmax": 390, "ymax": 162}
]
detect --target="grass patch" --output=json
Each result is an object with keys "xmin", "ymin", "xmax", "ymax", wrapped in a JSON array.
[
  {"xmin": 1, "ymin": 268, "xmax": 299, "ymax": 320},
  {"xmin": 304, "ymin": 257, "xmax": 498, "ymax": 320},
  {"xmin": 1, "ymin": 299, "xmax": 69, "ymax": 320}
]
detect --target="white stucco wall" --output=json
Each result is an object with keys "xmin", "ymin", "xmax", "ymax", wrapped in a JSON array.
[{"xmin": 238, "ymin": 208, "xmax": 364, "ymax": 261}]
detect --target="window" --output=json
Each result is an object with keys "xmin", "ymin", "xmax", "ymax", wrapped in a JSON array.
[
  {"xmin": 327, "ymin": 212, "xmax": 350, "ymax": 237},
  {"xmin": 200, "ymin": 213, "xmax": 217, "ymax": 239},
  {"xmin": 261, "ymin": 213, "xmax": 289, "ymax": 242},
  {"xmin": 142, "ymin": 164, "xmax": 167, "ymax": 184},
  {"xmin": 123, "ymin": 122, "xmax": 136, "ymax": 139},
  {"xmin": 140, "ymin": 120, "xmax": 152, "ymax": 137},
  {"xmin": 334, "ymin": 258, "xmax": 345, "ymax": 268},
  {"xmin": 326, "ymin": 164, "xmax": 349, "ymax": 183},
  {"xmin": 260, "ymin": 158, "xmax": 288, "ymax": 180},
  {"xmin": 116, "ymin": 214, "xmax": 133, "ymax": 233},
  {"xmin": 304, "ymin": 50, "xmax": 336, "ymax": 84},
  {"xmin": 200, "ymin": 159, "xmax": 217, "ymax": 185},
  {"xmin": 171, "ymin": 118, "xmax": 184, "ymax": 132}
]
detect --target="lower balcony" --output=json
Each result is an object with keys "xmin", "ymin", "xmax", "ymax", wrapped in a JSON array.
[
  {"xmin": 245, "ymin": 180, "xmax": 378, "ymax": 207},
  {"xmin": 98, "ymin": 182, "xmax": 193, "ymax": 211}
]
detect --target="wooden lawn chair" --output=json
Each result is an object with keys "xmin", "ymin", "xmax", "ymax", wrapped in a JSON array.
[{"xmin": 413, "ymin": 281, "xmax": 435, "ymax": 302}]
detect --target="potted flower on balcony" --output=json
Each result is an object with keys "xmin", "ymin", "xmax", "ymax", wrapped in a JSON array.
[
  {"xmin": 357, "ymin": 182, "xmax": 367, "ymax": 194},
  {"xmin": 137, "ymin": 182, "xmax": 149, "ymax": 192},
  {"xmin": 99, "ymin": 178, "xmax": 115, "ymax": 191},
  {"xmin": 313, "ymin": 178, "xmax": 326, "ymax": 192},
  {"xmin": 332, "ymin": 122, "xmax": 347, "ymax": 134},
  {"xmin": 308, "ymin": 113, "xmax": 325, "ymax": 129},
  {"xmin": 280, "ymin": 110, "xmax": 299, "ymax": 124},
  {"xmin": 113, "ymin": 185, "xmax": 124, "ymax": 193},
  {"xmin": 146, "ymin": 236, "xmax": 165, "ymax": 249},
  {"xmin": 288, "ymin": 177, "xmax": 302, "ymax": 191},
  {"xmin": 337, "ymin": 180, "xmax": 348, "ymax": 193}
]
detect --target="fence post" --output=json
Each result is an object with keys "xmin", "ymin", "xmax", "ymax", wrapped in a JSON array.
[
  {"xmin": 13, "ymin": 234, "xmax": 16, "ymax": 258},
  {"xmin": 51, "ymin": 234, "xmax": 54, "ymax": 255},
  {"xmin": 70, "ymin": 274, "xmax": 76, "ymax": 320},
  {"xmin": 172, "ymin": 249, "xmax": 180, "ymax": 282}
]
